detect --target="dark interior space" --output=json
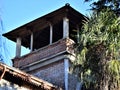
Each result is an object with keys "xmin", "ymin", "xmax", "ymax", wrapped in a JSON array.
[
  {"xmin": 33, "ymin": 27, "xmax": 50, "ymax": 50},
  {"xmin": 53, "ymin": 20, "xmax": 63, "ymax": 43}
]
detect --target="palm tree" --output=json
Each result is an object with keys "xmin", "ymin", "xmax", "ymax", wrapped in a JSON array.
[{"xmin": 74, "ymin": 9, "xmax": 120, "ymax": 90}]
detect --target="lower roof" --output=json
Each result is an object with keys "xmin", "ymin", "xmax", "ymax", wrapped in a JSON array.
[{"xmin": 0, "ymin": 63, "xmax": 58, "ymax": 90}]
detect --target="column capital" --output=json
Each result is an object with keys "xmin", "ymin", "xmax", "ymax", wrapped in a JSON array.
[{"xmin": 63, "ymin": 17, "xmax": 69, "ymax": 22}]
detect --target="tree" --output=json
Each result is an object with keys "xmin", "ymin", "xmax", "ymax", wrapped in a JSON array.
[
  {"xmin": 85, "ymin": 0, "xmax": 120, "ymax": 14},
  {"xmin": 74, "ymin": 9, "xmax": 120, "ymax": 90}
]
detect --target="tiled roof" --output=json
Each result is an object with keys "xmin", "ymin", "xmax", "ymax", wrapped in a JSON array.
[{"xmin": 0, "ymin": 63, "xmax": 59, "ymax": 90}]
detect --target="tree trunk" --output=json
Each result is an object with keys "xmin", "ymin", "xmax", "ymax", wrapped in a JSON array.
[
  {"xmin": 100, "ymin": 68, "xmax": 109, "ymax": 90},
  {"xmin": 99, "ymin": 79, "xmax": 109, "ymax": 90}
]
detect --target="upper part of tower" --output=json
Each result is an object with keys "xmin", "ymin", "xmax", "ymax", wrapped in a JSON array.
[
  {"xmin": 2, "ymin": 5, "xmax": 86, "ymax": 90},
  {"xmin": 3, "ymin": 4, "xmax": 86, "ymax": 59}
]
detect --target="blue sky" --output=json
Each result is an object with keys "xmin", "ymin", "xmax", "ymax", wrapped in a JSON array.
[{"xmin": 1, "ymin": 0, "xmax": 92, "ymax": 65}]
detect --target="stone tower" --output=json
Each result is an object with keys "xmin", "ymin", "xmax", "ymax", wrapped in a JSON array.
[{"xmin": 3, "ymin": 4, "xmax": 86, "ymax": 90}]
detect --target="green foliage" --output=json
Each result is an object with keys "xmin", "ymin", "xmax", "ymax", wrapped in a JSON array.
[
  {"xmin": 74, "ymin": 9, "xmax": 120, "ymax": 90},
  {"xmin": 107, "ymin": 60, "xmax": 120, "ymax": 81},
  {"xmin": 85, "ymin": 0, "xmax": 120, "ymax": 14}
]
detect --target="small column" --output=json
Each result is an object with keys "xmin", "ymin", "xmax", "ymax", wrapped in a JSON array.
[
  {"xmin": 64, "ymin": 58, "xmax": 69, "ymax": 90},
  {"xmin": 16, "ymin": 37, "xmax": 21, "ymax": 58},
  {"xmin": 63, "ymin": 17, "xmax": 69, "ymax": 38},
  {"xmin": 77, "ymin": 26, "xmax": 80, "ymax": 43},
  {"xmin": 30, "ymin": 32, "xmax": 33, "ymax": 52},
  {"xmin": 49, "ymin": 24, "xmax": 53, "ymax": 44}
]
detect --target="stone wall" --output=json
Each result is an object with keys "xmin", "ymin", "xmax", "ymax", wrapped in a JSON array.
[
  {"xmin": 31, "ymin": 60, "xmax": 65, "ymax": 89},
  {"xmin": 30, "ymin": 59, "xmax": 80, "ymax": 90},
  {"xmin": 68, "ymin": 74, "xmax": 79, "ymax": 90}
]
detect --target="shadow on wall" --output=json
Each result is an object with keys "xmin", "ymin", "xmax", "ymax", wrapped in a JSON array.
[{"xmin": 68, "ymin": 73, "xmax": 83, "ymax": 90}]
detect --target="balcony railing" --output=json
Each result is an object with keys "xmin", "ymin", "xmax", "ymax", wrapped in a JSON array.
[{"xmin": 13, "ymin": 38, "xmax": 75, "ymax": 68}]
